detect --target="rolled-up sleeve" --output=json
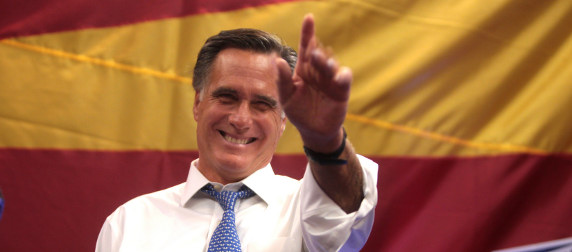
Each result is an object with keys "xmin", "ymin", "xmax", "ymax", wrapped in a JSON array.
[{"xmin": 300, "ymin": 154, "xmax": 379, "ymax": 252}]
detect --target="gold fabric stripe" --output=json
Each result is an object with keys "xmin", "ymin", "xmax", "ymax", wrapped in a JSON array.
[
  {"xmin": 1, "ymin": 0, "xmax": 571, "ymax": 155},
  {"xmin": 0, "ymin": 39, "xmax": 191, "ymax": 84}
]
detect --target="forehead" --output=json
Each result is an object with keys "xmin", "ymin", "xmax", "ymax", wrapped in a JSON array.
[{"xmin": 206, "ymin": 48, "xmax": 279, "ymax": 95}]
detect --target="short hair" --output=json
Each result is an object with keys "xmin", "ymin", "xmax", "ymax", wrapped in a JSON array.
[{"xmin": 192, "ymin": 28, "xmax": 297, "ymax": 95}]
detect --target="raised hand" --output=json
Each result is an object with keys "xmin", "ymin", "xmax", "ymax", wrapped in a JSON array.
[{"xmin": 276, "ymin": 14, "xmax": 353, "ymax": 153}]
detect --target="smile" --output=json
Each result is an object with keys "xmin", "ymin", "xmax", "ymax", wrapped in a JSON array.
[{"xmin": 218, "ymin": 130, "xmax": 257, "ymax": 144}]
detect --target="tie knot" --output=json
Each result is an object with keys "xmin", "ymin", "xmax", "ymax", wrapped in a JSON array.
[{"xmin": 201, "ymin": 184, "xmax": 255, "ymax": 211}]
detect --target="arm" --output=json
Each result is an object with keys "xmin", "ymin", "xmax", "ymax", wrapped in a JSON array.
[
  {"xmin": 276, "ymin": 14, "xmax": 363, "ymax": 213},
  {"xmin": 305, "ymin": 135, "xmax": 364, "ymax": 213}
]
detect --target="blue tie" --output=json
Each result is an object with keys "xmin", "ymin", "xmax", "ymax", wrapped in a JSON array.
[{"xmin": 201, "ymin": 184, "xmax": 255, "ymax": 252}]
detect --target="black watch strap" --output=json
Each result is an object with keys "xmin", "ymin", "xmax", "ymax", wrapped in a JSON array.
[{"xmin": 303, "ymin": 128, "xmax": 348, "ymax": 165}]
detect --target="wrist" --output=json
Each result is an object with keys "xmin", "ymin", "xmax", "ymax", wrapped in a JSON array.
[
  {"xmin": 299, "ymin": 127, "xmax": 345, "ymax": 152},
  {"xmin": 303, "ymin": 128, "xmax": 347, "ymax": 165}
]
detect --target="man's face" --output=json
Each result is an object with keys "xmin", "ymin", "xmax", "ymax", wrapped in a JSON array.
[{"xmin": 193, "ymin": 48, "xmax": 286, "ymax": 184}]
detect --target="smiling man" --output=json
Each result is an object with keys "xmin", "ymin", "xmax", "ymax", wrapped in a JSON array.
[
  {"xmin": 193, "ymin": 48, "xmax": 286, "ymax": 184},
  {"xmin": 96, "ymin": 15, "xmax": 378, "ymax": 252}
]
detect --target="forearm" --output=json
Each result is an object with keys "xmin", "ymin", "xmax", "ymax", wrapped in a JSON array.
[{"xmin": 306, "ymin": 137, "xmax": 364, "ymax": 213}]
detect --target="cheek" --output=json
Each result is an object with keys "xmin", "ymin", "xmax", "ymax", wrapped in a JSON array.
[{"xmin": 264, "ymin": 114, "xmax": 285, "ymax": 139}]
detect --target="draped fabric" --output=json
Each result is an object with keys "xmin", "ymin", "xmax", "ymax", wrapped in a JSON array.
[{"xmin": 1, "ymin": 0, "xmax": 571, "ymax": 251}]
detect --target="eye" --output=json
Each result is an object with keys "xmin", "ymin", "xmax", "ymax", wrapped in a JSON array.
[
  {"xmin": 252, "ymin": 100, "xmax": 274, "ymax": 111},
  {"xmin": 213, "ymin": 93, "xmax": 237, "ymax": 104}
]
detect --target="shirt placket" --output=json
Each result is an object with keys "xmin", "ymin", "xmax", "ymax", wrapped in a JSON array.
[{"xmin": 206, "ymin": 196, "xmax": 224, "ymax": 252}]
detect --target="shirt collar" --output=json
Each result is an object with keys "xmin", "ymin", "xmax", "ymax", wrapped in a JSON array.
[
  {"xmin": 241, "ymin": 162, "xmax": 276, "ymax": 206},
  {"xmin": 180, "ymin": 159, "xmax": 210, "ymax": 206},
  {"xmin": 180, "ymin": 159, "xmax": 277, "ymax": 207}
]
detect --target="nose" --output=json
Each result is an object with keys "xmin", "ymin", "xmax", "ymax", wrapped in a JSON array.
[{"xmin": 228, "ymin": 101, "xmax": 252, "ymax": 132}]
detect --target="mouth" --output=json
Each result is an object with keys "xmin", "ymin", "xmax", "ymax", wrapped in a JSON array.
[{"xmin": 218, "ymin": 130, "xmax": 257, "ymax": 144}]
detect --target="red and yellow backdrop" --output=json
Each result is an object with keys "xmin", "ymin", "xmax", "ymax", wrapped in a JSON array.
[{"xmin": 1, "ymin": 0, "xmax": 571, "ymax": 251}]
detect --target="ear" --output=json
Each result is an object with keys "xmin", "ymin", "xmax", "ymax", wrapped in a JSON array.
[
  {"xmin": 279, "ymin": 117, "xmax": 287, "ymax": 137},
  {"xmin": 193, "ymin": 92, "xmax": 201, "ymax": 121}
]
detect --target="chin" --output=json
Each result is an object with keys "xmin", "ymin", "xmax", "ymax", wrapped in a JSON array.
[
  {"xmin": 216, "ymin": 156, "xmax": 253, "ymax": 174},
  {"xmin": 219, "ymin": 154, "xmax": 271, "ymax": 177}
]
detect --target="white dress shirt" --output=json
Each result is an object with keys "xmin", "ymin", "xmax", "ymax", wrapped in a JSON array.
[{"xmin": 96, "ymin": 155, "xmax": 378, "ymax": 252}]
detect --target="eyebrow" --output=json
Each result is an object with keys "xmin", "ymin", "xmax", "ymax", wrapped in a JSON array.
[
  {"xmin": 211, "ymin": 87, "xmax": 238, "ymax": 97},
  {"xmin": 254, "ymin": 94, "xmax": 278, "ymax": 108}
]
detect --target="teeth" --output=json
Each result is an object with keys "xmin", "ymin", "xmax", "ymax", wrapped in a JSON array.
[
  {"xmin": 224, "ymin": 134, "xmax": 249, "ymax": 144},
  {"xmin": 219, "ymin": 130, "xmax": 255, "ymax": 144}
]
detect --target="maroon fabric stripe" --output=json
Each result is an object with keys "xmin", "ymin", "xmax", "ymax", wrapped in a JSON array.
[
  {"xmin": 0, "ymin": 149, "xmax": 198, "ymax": 251},
  {"xmin": 1, "ymin": 149, "xmax": 571, "ymax": 251},
  {"xmin": 365, "ymin": 154, "xmax": 572, "ymax": 252},
  {"xmin": 0, "ymin": 0, "xmax": 302, "ymax": 39}
]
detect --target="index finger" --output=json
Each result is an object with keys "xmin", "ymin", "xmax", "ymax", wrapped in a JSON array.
[{"xmin": 298, "ymin": 14, "xmax": 315, "ymax": 63}]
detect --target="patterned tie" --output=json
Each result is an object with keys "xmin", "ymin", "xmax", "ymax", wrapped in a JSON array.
[{"xmin": 201, "ymin": 184, "xmax": 255, "ymax": 252}]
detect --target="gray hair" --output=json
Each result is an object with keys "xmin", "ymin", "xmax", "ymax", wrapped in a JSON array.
[{"xmin": 192, "ymin": 28, "xmax": 297, "ymax": 98}]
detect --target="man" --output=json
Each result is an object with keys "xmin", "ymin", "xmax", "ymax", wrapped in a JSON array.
[{"xmin": 96, "ymin": 14, "xmax": 378, "ymax": 252}]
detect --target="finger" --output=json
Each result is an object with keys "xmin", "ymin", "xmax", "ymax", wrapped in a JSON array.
[
  {"xmin": 298, "ymin": 14, "xmax": 315, "ymax": 63},
  {"xmin": 333, "ymin": 66, "xmax": 352, "ymax": 101},
  {"xmin": 310, "ymin": 48, "xmax": 338, "ymax": 81},
  {"xmin": 276, "ymin": 58, "xmax": 296, "ymax": 105}
]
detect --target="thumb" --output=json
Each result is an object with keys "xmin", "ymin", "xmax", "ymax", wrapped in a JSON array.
[{"xmin": 276, "ymin": 58, "xmax": 296, "ymax": 106}]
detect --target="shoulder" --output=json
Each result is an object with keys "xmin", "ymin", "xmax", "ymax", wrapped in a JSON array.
[
  {"xmin": 108, "ymin": 183, "xmax": 186, "ymax": 219},
  {"xmin": 273, "ymin": 173, "xmax": 300, "ymax": 185},
  {"xmin": 267, "ymin": 173, "xmax": 302, "ymax": 200}
]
